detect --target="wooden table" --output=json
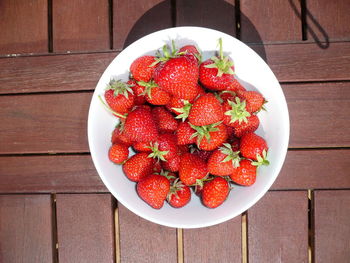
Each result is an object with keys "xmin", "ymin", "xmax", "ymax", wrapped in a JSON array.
[{"xmin": 0, "ymin": 0, "xmax": 349, "ymax": 262}]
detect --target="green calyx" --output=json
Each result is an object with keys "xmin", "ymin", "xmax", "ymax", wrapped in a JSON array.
[
  {"xmin": 224, "ymin": 97, "xmax": 251, "ymax": 124},
  {"xmin": 167, "ymin": 178, "xmax": 184, "ymax": 201},
  {"xmin": 189, "ymin": 121, "xmax": 222, "ymax": 145},
  {"xmin": 156, "ymin": 169, "xmax": 177, "ymax": 181},
  {"xmin": 138, "ymin": 80, "xmax": 158, "ymax": 99},
  {"xmin": 173, "ymin": 100, "xmax": 192, "ymax": 122},
  {"xmin": 98, "ymin": 95, "xmax": 127, "ymax": 119},
  {"xmin": 147, "ymin": 142, "xmax": 169, "ymax": 162},
  {"xmin": 152, "ymin": 40, "xmax": 186, "ymax": 66},
  {"xmin": 219, "ymin": 143, "xmax": 241, "ymax": 168},
  {"xmin": 106, "ymin": 79, "xmax": 134, "ymax": 99},
  {"xmin": 204, "ymin": 38, "xmax": 234, "ymax": 77},
  {"xmin": 252, "ymin": 149, "xmax": 270, "ymax": 167}
]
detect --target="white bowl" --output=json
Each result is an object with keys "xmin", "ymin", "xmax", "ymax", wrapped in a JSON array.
[{"xmin": 88, "ymin": 26, "xmax": 290, "ymax": 228}]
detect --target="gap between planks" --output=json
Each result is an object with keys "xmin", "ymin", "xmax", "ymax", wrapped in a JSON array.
[
  {"xmin": 308, "ymin": 189, "xmax": 315, "ymax": 263},
  {"xmin": 51, "ymin": 193, "xmax": 59, "ymax": 263},
  {"xmin": 115, "ymin": 204, "xmax": 121, "ymax": 263},
  {"xmin": 177, "ymin": 228, "xmax": 184, "ymax": 263},
  {"xmin": 242, "ymin": 211, "xmax": 248, "ymax": 263}
]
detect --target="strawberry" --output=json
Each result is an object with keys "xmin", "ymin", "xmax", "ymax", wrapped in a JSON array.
[
  {"xmin": 199, "ymin": 39, "xmax": 234, "ymax": 91},
  {"xmin": 223, "ymin": 97, "xmax": 251, "ymax": 127},
  {"xmin": 152, "ymin": 107, "xmax": 178, "ymax": 132},
  {"xmin": 138, "ymin": 80, "xmax": 171, "ymax": 105},
  {"xmin": 111, "ymin": 122, "xmax": 133, "ymax": 146},
  {"xmin": 230, "ymin": 137, "xmax": 240, "ymax": 151},
  {"xmin": 167, "ymin": 179, "xmax": 191, "ymax": 208},
  {"xmin": 240, "ymin": 132, "xmax": 269, "ymax": 164},
  {"xmin": 161, "ymin": 154, "xmax": 181, "ymax": 172},
  {"xmin": 123, "ymin": 153, "xmax": 154, "ymax": 182},
  {"xmin": 230, "ymin": 159, "xmax": 257, "ymax": 186},
  {"xmin": 127, "ymin": 79, "xmax": 146, "ymax": 105},
  {"xmin": 124, "ymin": 106, "xmax": 158, "ymax": 143},
  {"xmin": 153, "ymin": 161, "xmax": 162, "ymax": 173},
  {"xmin": 207, "ymin": 143, "xmax": 241, "ymax": 176},
  {"xmin": 237, "ymin": 90, "xmax": 265, "ymax": 113},
  {"xmin": 148, "ymin": 133, "xmax": 178, "ymax": 162},
  {"xmin": 137, "ymin": 173, "xmax": 170, "ymax": 209},
  {"xmin": 108, "ymin": 143, "xmax": 129, "ymax": 164},
  {"xmin": 188, "ymin": 93, "xmax": 224, "ymax": 126},
  {"xmin": 130, "ymin": 55, "xmax": 157, "ymax": 82},
  {"xmin": 104, "ymin": 79, "xmax": 135, "ymax": 114},
  {"xmin": 176, "ymin": 121, "xmax": 196, "ymax": 145},
  {"xmin": 191, "ymin": 122, "xmax": 228, "ymax": 151},
  {"xmin": 218, "ymin": 90, "xmax": 236, "ymax": 102},
  {"xmin": 153, "ymin": 44, "xmax": 199, "ymax": 100},
  {"xmin": 202, "ymin": 177, "xmax": 229, "ymax": 208},
  {"xmin": 225, "ymin": 78, "xmax": 246, "ymax": 93},
  {"xmin": 132, "ymin": 141, "xmax": 152, "ymax": 152},
  {"xmin": 179, "ymin": 153, "xmax": 208, "ymax": 186},
  {"xmin": 233, "ymin": 114, "xmax": 260, "ymax": 138},
  {"xmin": 192, "ymin": 149, "xmax": 213, "ymax": 162},
  {"xmin": 179, "ymin": 45, "xmax": 201, "ymax": 63}
]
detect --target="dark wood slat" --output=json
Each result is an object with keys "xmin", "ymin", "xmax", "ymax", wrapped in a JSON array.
[
  {"xmin": 52, "ymin": 0, "xmax": 110, "ymax": 52},
  {"xmin": 0, "ymin": 195, "xmax": 53, "ymax": 263},
  {"xmin": 314, "ymin": 190, "xmax": 350, "ymax": 262},
  {"xmin": 0, "ymin": 155, "xmax": 106, "ymax": 193},
  {"xmin": 307, "ymin": 0, "xmax": 350, "ymax": 42},
  {"xmin": 284, "ymin": 82, "xmax": 350, "ymax": 148},
  {"xmin": 183, "ymin": 217, "xmax": 241, "ymax": 263},
  {"xmin": 56, "ymin": 194, "xmax": 115, "ymax": 263},
  {"xmin": 241, "ymin": 0, "xmax": 301, "ymax": 43},
  {"xmin": 0, "ymin": 0, "xmax": 48, "ymax": 55},
  {"xmin": 248, "ymin": 191, "xmax": 308, "ymax": 263},
  {"xmin": 272, "ymin": 149, "xmax": 350, "ymax": 190},
  {"xmin": 113, "ymin": 0, "xmax": 173, "ymax": 49},
  {"xmin": 0, "ymin": 53, "xmax": 116, "ymax": 94},
  {"xmin": 0, "ymin": 92, "xmax": 91, "ymax": 154},
  {"xmin": 176, "ymin": 0, "xmax": 236, "ymax": 37},
  {"xmin": 119, "ymin": 204, "xmax": 177, "ymax": 263}
]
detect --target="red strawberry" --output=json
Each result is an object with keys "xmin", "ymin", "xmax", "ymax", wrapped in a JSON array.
[
  {"xmin": 179, "ymin": 45, "xmax": 201, "ymax": 63},
  {"xmin": 202, "ymin": 177, "xmax": 229, "ymax": 208},
  {"xmin": 233, "ymin": 114, "xmax": 260, "ymax": 138},
  {"xmin": 176, "ymin": 121, "xmax": 196, "ymax": 145},
  {"xmin": 152, "ymin": 107, "xmax": 178, "ymax": 132},
  {"xmin": 153, "ymin": 44, "xmax": 199, "ymax": 100},
  {"xmin": 231, "ymin": 137, "xmax": 240, "ymax": 151},
  {"xmin": 148, "ymin": 133, "xmax": 178, "ymax": 162},
  {"xmin": 127, "ymin": 79, "xmax": 146, "ymax": 105},
  {"xmin": 137, "ymin": 174, "xmax": 170, "ymax": 209},
  {"xmin": 108, "ymin": 143, "xmax": 129, "ymax": 164},
  {"xmin": 225, "ymin": 78, "xmax": 246, "ymax": 93},
  {"xmin": 167, "ymin": 179, "xmax": 191, "ymax": 208},
  {"xmin": 130, "ymin": 55, "xmax": 156, "ymax": 82},
  {"xmin": 104, "ymin": 80, "xmax": 135, "ymax": 114},
  {"xmin": 223, "ymin": 97, "xmax": 251, "ymax": 127},
  {"xmin": 111, "ymin": 122, "xmax": 133, "ymax": 146},
  {"xmin": 218, "ymin": 90, "xmax": 236, "ymax": 102},
  {"xmin": 199, "ymin": 39, "xmax": 234, "ymax": 91},
  {"xmin": 138, "ymin": 80, "xmax": 171, "ymax": 105},
  {"xmin": 124, "ymin": 106, "xmax": 158, "ymax": 143},
  {"xmin": 179, "ymin": 153, "xmax": 208, "ymax": 186},
  {"xmin": 188, "ymin": 93, "xmax": 224, "ymax": 126},
  {"xmin": 237, "ymin": 90, "xmax": 265, "ymax": 113},
  {"xmin": 207, "ymin": 143, "xmax": 241, "ymax": 176},
  {"xmin": 191, "ymin": 122, "xmax": 228, "ymax": 151},
  {"xmin": 132, "ymin": 141, "xmax": 152, "ymax": 152},
  {"xmin": 193, "ymin": 149, "xmax": 213, "ymax": 162},
  {"xmin": 161, "ymin": 154, "xmax": 181, "ymax": 172},
  {"xmin": 123, "ymin": 153, "xmax": 154, "ymax": 182},
  {"xmin": 153, "ymin": 161, "xmax": 162, "ymax": 173},
  {"xmin": 240, "ymin": 133, "xmax": 269, "ymax": 164},
  {"xmin": 230, "ymin": 159, "xmax": 257, "ymax": 186}
]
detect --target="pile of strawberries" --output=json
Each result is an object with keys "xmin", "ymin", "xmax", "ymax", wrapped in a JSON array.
[{"xmin": 101, "ymin": 39, "xmax": 269, "ymax": 209}]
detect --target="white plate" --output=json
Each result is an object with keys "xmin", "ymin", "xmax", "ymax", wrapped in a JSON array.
[{"xmin": 88, "ymin": 26, "xmax": 290, "ymax": 228}]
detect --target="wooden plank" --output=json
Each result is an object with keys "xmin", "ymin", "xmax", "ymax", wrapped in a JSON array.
[
  {"xmin": 284, "ymin": 82, "xmax": 350, "ymax": 148},
  {"xmin": 272, "ymin": 149, "xmax": 350, "ymax": 190},
  {"xmin": 248, "ymin": 191, "xmax": 308, "ymax": 263},
  {"xmin": 113, "ymin": 0, "xmax": 173, "ymax": 49},
  {"xmin": 314, "ymin": 190, "xmax": 350, "ymax": 262},
  {"xmin": 118, "ymin": 204, "xmax": 177, "ymax": 263},
  {"xmin": 241, "ymin": 0, "xmax": 301, "ymax": 43},
  {"xmin": 0, "ymin": 195, "xmax": 53, "ymax": 263},
  {"xmin": 307, "ymin": 0, "xmax": 350, "ymax": 42},
  {"xmin": 0, "ymin": 53, "xmax": 116, "ymax": 94},
  {"xmin": 0, "ymin": 0, "xmax": 48, "ymax": 55},
  {"xmin": 183, "ymin": 216, "xmax": 241, "ymax": 263},
  {"xmin": 52, "ymin": 0, "xmax": 110, "ymax": 52},
  {"xmin": 0, "ymin": 155, "xmax": 106, "ymax": 193},
  {"xmin": 0, "ymin": 92, "xmax": 91, "ymax": 154},
  {"xmin": 56, "ymin": 194, "xmax": 115, "ymax": 263},
  {"xmin": 176, "ymin": 0, "xmax": 236, "ymax": 37}
]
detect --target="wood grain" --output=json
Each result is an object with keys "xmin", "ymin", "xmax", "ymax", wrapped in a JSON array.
[
  {"xmin": 0, "ymin": 53, "xmax": 116, "ymax": 94},
  {"xmin": 183, "ymin": 216, "xmax": 241, "ymax": 263},
  {"xmin": 113, "ymin": 0, "xmax": 173, "ymax": 49},
  {"xmin": 176, "ymin": 0, "xmax": 236, "ymax": 37},
  {"xmin": 272, "ymin": 149, "xmax": 350, "ymax": 190},
  {"xmin": 0, "ymin": 195, "xmax": 53, "ymax": 263},
  {"xmin": 118, "ymin": 204, "xmax": 177, "ymax": 263},
  {"xmin": 307, "ymin": 0, "xmax": 350, "ymax": 42},
  {"xmin": 0, "ymin": 92, "xmax": 91, "ymax": 154},
  {"xmin": 248, "ymin": 191, "xmax": 308, "ymax": 263},
  {"xmin": 0, "ymin": 0, "xmax": 48, "ymax": 55},
  {"xmin": 284, "ymin": 82, "xmax": 350, "ymax": 148},
  {"xmin": 241, "ymin": 0, "xmax": 301, "ymax": 43},
  {"xmin": 314, "ymin": 190, "xmax": 350, "ymax": 262},
  {"xmin": 52, "ymin": 0, "xmax": 110, "ymax": 52},
  {"xmin": 56, "ymin": 194, "xmax": 115, "ymax": 263},
  {"xmin": 0, "ymin": 155, "xmax": 106, "ymax": 193}
]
